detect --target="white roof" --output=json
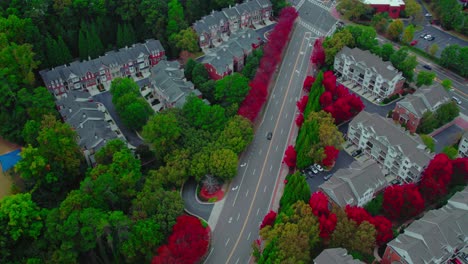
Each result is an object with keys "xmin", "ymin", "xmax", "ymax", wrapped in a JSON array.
[{"xmin": 362, "ymin": 0, "xmax": 404, "ymax": 6}]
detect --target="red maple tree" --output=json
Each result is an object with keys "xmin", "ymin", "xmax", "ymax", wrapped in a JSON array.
[
  {"xmin": 283, "ymin": 145, "xmax": 297, "ymax": 168},
  {"xmin": 419, "ymin": 154, "xmax": 453, "ymax": 204},
  {"xmin": 296, "ymin": 95, "xmax": 309, "ymax": 113},
  {"xmin": 319, "ymin": 91, "xmax": 333, "ymax": 108},
  {"xmin": 383, "ymin": 184, "xmax": 425, "ymax": 221},
  {"xmin": 322, "ymin": 71, "xmax": 337, "ymax": 92},
  {"xmin": 309, "ymin": 191, "xmax": 330, "ymax": 217},
  {"xmin": 260, "ymin": 210, "xmax": 277, "ymax": 230},
  {"xmin": 370, "ymin": 215, "xmax": 393, "ymax": 246},
  {"xmin": 310, "ymin": 37, "xmax": 325, "ymax": 68},
  {"xmin": 318, "ymin": 213, "xmax": 337, "ymax": 238},
  {"xmin": 152, "ymin": 215, "xmax": 209, "ymax": 264},
  {"xmin": 345, "ymin": 205, "xmax": 372, "ymax": 225},
  {"xmin": 303, "ymin": 76, "xmax": 315, "ymax": 92},
  {"xmin": 322, "ymin": 146, "xmax": 339, "ymax": 167},
  {"xmin": 295, "ymin": 113, "xmax": 304, "ymax": 127}
]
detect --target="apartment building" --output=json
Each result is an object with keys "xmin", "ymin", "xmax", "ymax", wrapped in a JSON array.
[
  {"xmin": 334, "ymin": 47, "xmax": 405, "ymax": 100},
  {"xmin": 319, "ymin": 160, "xmax": 388, "ymax": 207},
  {"xmin": 314, "ymin": 248, "xmax": 364, "ymax": 264},
  {"xmin": 347, "ymin": 111, "xmax": 433, "ymax": 183},
  {"xmin": 193, "ymin": 0, "xmax": 272, "ymax": 49},
  {"xmin": 393, "ymin": 83, "xmax": 450, "ymax": 133},
  {"xmin": 382, "ymin": 186, "xmax": 468, "ymax": 264},
  {"xmin": 458, "ymin": 131, "xmax": 468, "ymax": 158},
  {"xmin": 202, "ymin": 29, "xmax": 263, "ymax": 79},
  {"xmin": 56, "ymin": 90, "xmax": 126, "ymax": 165},
  {"xmin": 40, "ymin": 39, "xmax": 165, "ymax": 97}
]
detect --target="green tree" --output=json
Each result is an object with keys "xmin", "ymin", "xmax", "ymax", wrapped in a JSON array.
[
  {"xmin": 442, "ymin": 146, "xmax": 458, "ymax": 159},
  {"xmin": 330, "ymin": 208, "xmax": 357, "ymax": 249},
  {"xmin": 350, "ymin": 221, "xmax": 376, "ymax": 255},
  {"xmin": 347, "ymin": 25, "xmax": 378, "ymax": 51},
  {"xmin": 120, "ymin": 219, "xmax": 164, "ymax": 263},
  {"xmin": 94, "ymin": 139, "xmax": 126, "ymax": 165},
  {"xmin": 171, "ymin": 27, "xmax": 199, "ymax": 53},
  {"xmin": 183, "ymin": 95, "xmax": 227, "ymax": 131},
  {"xmin": 323, "ymin": 28, "xmax": 355, "ymax": 66},
  {"xmin": 440, "ymin": 45, "xmax": 468, "ymax": 77},
  {"xmin": 441, "ymin": 79, "xmax": 452, "ymax": 91},
  {"xmin": 364, "ymin": 193, "xmax": 383, "ymax": 216},
  {"xmin": 336, "ymin": 0, "xmax": 372, "ymax": 21},
  {"xmin": 209, "ymin": 148, "xmax": 238, "ymax": 180},
  {"xmin": 371, "ymin": 12, "xmax": 389, "ymax": 33},
  {"xmin": 167, "ymin": 0, "xmax": 188, "ymax": 38},
  {"xmin": 142, "ymin": 110, "xmax": 182, "ymax": 158},
  {"xmin": 435, "ymin": 102, "xmax": 460, "ymax": 126},
  {"xmin": 117, "ymin": 23, "xmax": 137, "ymax": 49},
  {"xmin": 242, "ymin": 48, "xmax": 263, "ymax": 80},
  {"xmin": 417, "ymin": 111, "xmax": 438, "ymax": 134},
  {"xmin": 184, "ymin": 58, "xmax": 197, "ymax": 81},
  {"xmin": 390, "ymin": 47, "xmax": 417, "ymax": 81},
  {"xmin": 199, "ymin": 79, "xmax": 216, "ymax": 102},
  {"xmin": 216, "ymin": 115, "xmax": 254, "ymax": 154},
  {"xmin": 420, "ymin": 134, "xmax": 435, "ymax": 152},
  {"xmin": 428, "ymin": 44, "xmax": 439, "ymax": 56},
  {"xmin": 416, "ymin": 71, "xmax": 436, "ymax": 87},
  {"xmin": 380, "ymin": 43, "xmax": 395, "ymax": 61},
  {"xmin": 78, "ymin": 27, "xmax": 88, "ymax": 60},
  {"xmin": 190, "ymin": 150, "xmax": 211, "ymax": 181},
  {"xmin": 192, "ymin": 62, "xmax": 210, "ymax": 88},
  {"xmin": 214, "ymin": 73, "xmax": 250, "ymax": 106},
  {"xmin": 401, "ymin": 25, "xmax": 415, "ymax": 44},
  {"xmin": 279, "ymin": 173, "xmax": 311, "ymax": 209},
  {"xmin": 387, "ymin": 19, "xmax": 404, "ymax": 41},
  {"xmin": 404, "ymin": 0, "xmax": 422, "ymax": 19}
]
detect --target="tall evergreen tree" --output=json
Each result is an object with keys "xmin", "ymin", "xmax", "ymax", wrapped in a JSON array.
[
  {"xmin": 78, "ymin": 29, "xmax": 87, "ymax": 60},
  {"xmin": 56, "ymin": 36, "xmax": 72, "ymax": 64}
]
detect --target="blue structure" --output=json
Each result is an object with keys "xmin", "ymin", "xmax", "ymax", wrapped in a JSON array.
[{"xmin": 0, "ymin": 149, "xmax": 22, "ymax": 172}]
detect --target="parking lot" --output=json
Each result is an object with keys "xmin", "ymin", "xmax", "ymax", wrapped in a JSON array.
[{"xmin": 411, "ymin": 25, "xmax": 468, "ymax": 58}]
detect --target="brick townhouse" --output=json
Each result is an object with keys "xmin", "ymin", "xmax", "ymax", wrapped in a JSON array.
[
  {"xmin": 334, "ymin": 47, "xmax": 405, "ymax": 100},
  {"xmin": 348, "ymin": 111, "xmax": 433, "ymax": 183},
  {"xmin": 193, "ymin": 0, "xmax": 272, "ymax": 49},
  {"xmin": 382, "ymin": 186, "xmax": 468, "ymax": 264},
  {"xmin": 392, "ymin": 83, "xmax": 450, "ymax": 133},
  {"xmin": 40, "ymin": 39, "xmax": 165, "ymax": 97},
  {"xmin": 362, "ymin": 0, "xmax": 405, "ymax": 19},
  {"xmin": 319, "ymin": 160, "xmax": 388, "ymax": 208},
  {"xmin": 202, "ymin": 29, "xmax": 263, "ymax": 80}
]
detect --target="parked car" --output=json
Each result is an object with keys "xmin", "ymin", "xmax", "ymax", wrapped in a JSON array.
[
  {"xmin": 314, "ymin": 164, "xmax": 324, "ymax": 172},
  {"xmin": 425, "ymin": 13, "xmax": 432, "ymax": 17},
  {"xmin": 423, "ymin": 65, "xmax": 432, "ymax": 70},
  {"xmin": 410, "ymin": 40, "xmax": 418, "ymax": 46},
  {"xmin": 390, "ymin": 179, "xmax": 401, "ymax": 185},
  {"xmin": 424, "ymin": 34, "xmax": 432, "ymax": 40},
  {"xmin": 323, "ymin": 174, "xmax": 333, "ymax": 181},
  {"xmin": 310, "ymin": 166, "xmax": 318, "ymax": 174},
  {"xmin": 351, "ymin": 149, "xmax": 362, "ymax": 157},
  {"xmin": 267, "ymin": 132, "xmax": 272, "ymax": 140},
  {"xmin": 427, "ymin": 36, "xmax": 435, "ymax": 41},
  {"xmin": 419, "ymin": 33, "xmax": 427, "ymax": 38},
  {"xmin": 452, "ymin": 96, "xmax": 462, "ymax": 105}
]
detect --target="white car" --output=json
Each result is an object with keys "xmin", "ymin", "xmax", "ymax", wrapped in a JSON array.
[
  {"xmin": 311, "ymin": 167, "xmax": 318, "ymax": 174},
  {"xmin": 424, "ymin": 34, "xmax": 432, "ymax": 40},
  {"xmin": 314, "ymin": 164, "xmax": 324, "ymax": 172}
]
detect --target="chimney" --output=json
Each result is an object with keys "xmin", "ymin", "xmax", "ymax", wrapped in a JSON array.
[
  {"xmin": 88, "ymin": 56, "xmax": 91, "ymax": 61},
  {"xmin": 69, "ymin": 107, "xmax": 72, "ymax": 113},
  {"xmin": 248, "ymin": 33, "xmax": 251, "ymax": 38},
  {"xmin": 94, "ymin": 133, "xmax": 98, "ymax": 139},
  {"xmin": 217, "ymin": 56, "xmax": 220, "ymax": 60},
  {"xmin": 83, "ymin": 113, "xmax": 87, "ymax": 119}
]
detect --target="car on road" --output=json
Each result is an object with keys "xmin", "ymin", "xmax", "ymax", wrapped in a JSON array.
[
  {"xmin": 420, "ymin": 33, "xmax": 427, "ymax": 38},
  {"xmin": 267, "ymin": 132, "xmax": 272, "ymax": 140},
  {"xmin": 425, "ymin": 13, "xmax": 432, "ymax": 17},
  {"xmin": 410, "ymin": 40, "xmax": 418, "ymax": 46},
  {"xmin": 314, "ymin": 164, "xmax": 324, "ymax": 172},
  {"xmin": 423, "ymin": 65, "xmax": 432, "ymax": 70},
  {"xmin": 452, "ymin": 96, "xmax": 462, "ymax": 105},
  {"xmin": 323, "ymin": 174, "xmax": 333, "ymax": 181},
  {"xmin": 351, "ymin": 149, "xmax": 362, "ymax": 157}
]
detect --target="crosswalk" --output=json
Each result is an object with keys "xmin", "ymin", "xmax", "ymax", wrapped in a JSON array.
[
  {"xmin": 298, "ymin": 18, "xmax": 325, "ymax": 36},
  {"xmin": 296, "ymin": 0, "xmax": 306, "ymax": 9}
]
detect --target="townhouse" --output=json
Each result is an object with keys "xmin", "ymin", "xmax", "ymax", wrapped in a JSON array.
[
  {"xmin": 382, "ymin": 186, "xmax": 468, "ymax": 264},
  {"xmin": 314, "ymin": 248, "xmax": 364, "ymax": 264},
  {"xmin": 362, "ymin": 0, "xmax": 405, "ymax": 19},
  {"xmin": 334, "ymin": 47, "xmax": 405, "ymax": 100},
  {"xmin": 392, "ymin": 83, "xmax": 450, "ymax": 133},
  {"xmin": 193, "ymin": 0, "xmax": 272, "ymax": 49},
  {"xmin": 40, "ymin": 39, "xmax": 165, "ymax": 97},
  {"xmin": 147, "ymin": 60, "xmax": 202, "ymax": 110},
  {"xmin": 319, "ymin": 160, "xmax": 388, "ymax": 207},
  {"xmin": 56, "ymin": 90, "xmax": 126, "ymax": 165},
  {"xmin": 458, "ymin": 131, "xmax": 468, "ymax": 158},
  {"xmin": 347, "ymin": 111, "xmax": 433, "ymax": 183},
  {"xmin": 202, "ymin": 29, "xmax": 263, "ymax": 79}
]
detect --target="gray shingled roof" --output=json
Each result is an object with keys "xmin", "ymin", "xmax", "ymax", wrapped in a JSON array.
[
  {"xmin": 397, "ymin": 83, "xmax": 450, "ymax": 118},
  {"xmin": 314, "ymin": 248, "xmax": 364, "ymax": 264},
  {"xmin": 255, "ymin": 0, "xmax": 271, "ymax": 8},
  {"xmin": 350, "ymin": 111, "xmax": 432, "ymax": 167},
  {"xmin": 150, "ymin": 61, "xmax": 200, "ymax": 108},
  {"xmin": 320, "ymin": 160, "xmax": 388, "ymax": 207},
  {"xmin": 222, "ymin": 6, "xmax": 240, "ymax": 18},
  {"xmin": 387, "ymin": 186, "xmax": 468, "ymax": 264},
  {"xmin": 337, "ymin": 46, "xmax": 403, "ymax": 81}
]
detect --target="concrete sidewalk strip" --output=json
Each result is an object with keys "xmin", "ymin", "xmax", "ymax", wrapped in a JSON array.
[{"xmin": 207, "ymin": 197, "xmax": 226, "ymax": 231}]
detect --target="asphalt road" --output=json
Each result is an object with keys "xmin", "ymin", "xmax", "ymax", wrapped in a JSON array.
[
  {"xmin": 182, "ymin": 178, "xmax": 214, "ymax": 221},
  {"xmin": 205, "ymin": 2, "xmax": 337, "ymax": 263}
]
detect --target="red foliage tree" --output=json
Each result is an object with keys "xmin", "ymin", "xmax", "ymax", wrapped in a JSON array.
[
  {"xmin": 283, "ymin": 145, "xmax": 297, "ymax": 168},
  {"xmin": 322, "ymin": 71, "xmax": 337, "ymax": 92},
  {"xmin": 295, "ymin": 113, "xmax": 304, "ymax": 127},
  {"xmin": 419, "ymin": 154, "xmax": 453, "ymax": 204},
  {"xmin": 152, "ymin": 215, "xmax": 209, "ymax": 264},
  {"xmin": 303, "ymin": 76, "xmax": 315, "ymax": 92},
  {"xmin": 345, "ymin": 205, "xmax": 372, "ymax": 225},
  {"xmin": 333, "ymin": 84, "xmax": 350, "ymax": 100},
  {"xmin": 319, "ymin": 91, "xmax": 333, "ymax": 108},
  {"xmin": 383, "ymin": 184, "xmax": 425, "ymax": 221},
  {"xmin": 318, "ymin": 213, "xmax": 337, "ymax": 238},
  {"xmin": 322, "ymin": 146, "xmax": 339, "ymax": 167},
  {"xmin": 309, "ymin": 191, "xmax": 330, "ymax": 217},
  {"xmin": 296, "ymin": 95, "xmax": 309, "ymax": 113},
  {"xmin": 310, "ymin": 37, "xmax": 325, "ymax": 68},
  {"xmin": 450, "ymin": 157, "xmax": 468, "ymax": 186},
  {"xmin": 370, "ymin": 215, "xmax": 393, "ymax": 246},
  {"xmin": 260, "ymin": 210, "xmax": 277, "ymax": 230}
]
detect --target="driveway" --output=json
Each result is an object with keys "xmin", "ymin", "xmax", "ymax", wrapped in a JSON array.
[
  {"xmin": 181, "ymin": 178, "xmax": 214, "ymax": 221},
  {"xmin": 433, "ymin": 124, "xmax": 464, "ymax": 153},
  {"xmin": 93, "ymin": 92, "xmax": 144, "ymax": 147}
]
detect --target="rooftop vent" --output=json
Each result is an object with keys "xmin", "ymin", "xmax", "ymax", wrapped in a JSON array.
[{"xmin": 387, "ymin": 65, "xmax": 395, "ymax": 71}]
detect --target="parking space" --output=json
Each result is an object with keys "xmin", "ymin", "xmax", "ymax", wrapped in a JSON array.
[
  {"xmin": 411, "ymin": 25, "xmax": 468, "ymax": 57},
  {"xmin": 433, "ymin": 124, "xmax": 465, "ymax": 153}
]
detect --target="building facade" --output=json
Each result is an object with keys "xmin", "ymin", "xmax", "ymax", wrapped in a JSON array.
[
  {"xmin": 382, "ymin": 186, "xmax": 468, "ymax": 264},
  {"xmin": 319, "ymin": 160, "xmax": 388, "ymax": 207},
  {"xmin": 362, "ymin": 0, "xmax": 405, "ymax": 19},
  {"xmin": 40, "ymin": 39, "xmax": 165, "ymax": 97},
  {"xmin": 458, "ymin": 131, "xmax": 468, "ymax": 158},
  {"xmin": 193, "ymin": 0, "xmax": 272, "ymax": 49},
  {"xmin": 348, "ymin": 111, "xmax": 433, "ymax": 183},
  {"xmin": 392, "ymin": 84, "xmax": 450, "ymax": 133},
  {"xmin": 334, "ymin": 47, "xmax": 405, "ymax": 100},
  {"xmin": 202, "ymin": 29, "xmax": 263, "ymax": 79}
]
